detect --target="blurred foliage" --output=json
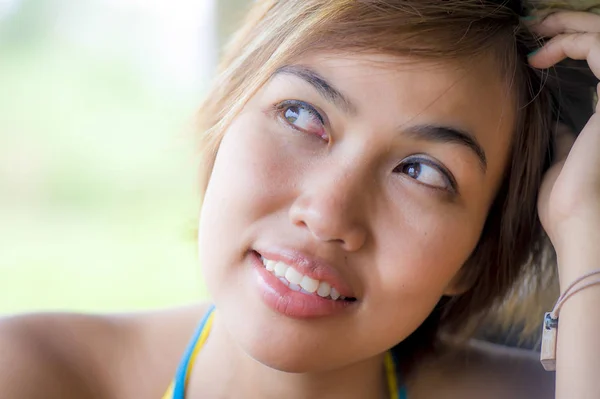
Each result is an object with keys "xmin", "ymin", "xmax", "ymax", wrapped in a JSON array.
[{"xmin": 0, "ymin": 0, "xmax": 208, "ymax": 314}]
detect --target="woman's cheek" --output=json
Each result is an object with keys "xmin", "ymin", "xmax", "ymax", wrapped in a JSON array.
[
  {"xmin": 372, "ymin": 203, "xmax": 479, "ymax": 298},
  {"xmin": 210, "ymin": 113, "xmax": 307, "ymax": 218}
]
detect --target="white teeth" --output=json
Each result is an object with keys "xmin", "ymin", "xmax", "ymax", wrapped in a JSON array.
[
  {"xmin": 274, "ymin": 262, "xmax": 288, "ymax": 277},
  {"xmin": 265, "ymin": 259, "xmax": 276, "ymax": 272},
  {"xmin": 317, "ymin": 281, "xmax": 331, "ymax": 298},
  {"xmin": 300, "ymin": 275, "xmax": 319, "ymax": 293},
  {"xmin": 261, "ymin": 256, "xmax": 350, "ymax": 301},
  {"xmin": 285, "ymin": 267, "xmax": 303, "ymax": 285},
  {"xmin": 330, "ymin": 287, "xmax": 340, "ymax": 301}
]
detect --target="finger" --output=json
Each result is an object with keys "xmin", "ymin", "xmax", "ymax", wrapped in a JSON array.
[
  {"xmin": 527, "ymin": 11, "xmax": 600, "ymax": 37},
  {"xmin": 528, "ymin": 33, "xmax": 600, "ymax": 78}
]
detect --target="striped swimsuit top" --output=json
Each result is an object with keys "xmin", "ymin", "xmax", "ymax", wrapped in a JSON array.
[{"xmin": 162, "ymin": 305, "xmax": 408, "ymax": 399}]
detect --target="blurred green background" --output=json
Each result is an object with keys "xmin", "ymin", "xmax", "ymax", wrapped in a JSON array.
[{"xmin": 0, "ymin": 0, "xmax": 249, "ymax": 314}]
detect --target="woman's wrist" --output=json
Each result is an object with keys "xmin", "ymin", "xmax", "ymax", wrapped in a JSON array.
[{"xmin": 554, "ymin": 219, "xmax": 600, "ymax": 290}]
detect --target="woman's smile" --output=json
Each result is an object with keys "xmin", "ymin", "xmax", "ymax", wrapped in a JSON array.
[{"xmin": 251, "ymin": 252, "xmax": 357, "ymax": 318}]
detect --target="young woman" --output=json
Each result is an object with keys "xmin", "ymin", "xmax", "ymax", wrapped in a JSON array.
[{"xmin": 2, "ymin": 1, "xmax": 600, "ymax": 398}]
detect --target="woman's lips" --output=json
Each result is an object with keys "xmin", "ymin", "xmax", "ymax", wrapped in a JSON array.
[
  {"xmin": 249, "ymin": 251, "xmax": 355, "ymax": 319},
  {"xmin": 253, "ymin": 247, "xmax": 356, "ymax": 298}
]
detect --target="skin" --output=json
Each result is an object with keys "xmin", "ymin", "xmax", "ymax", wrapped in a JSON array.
[
  {"xmin": 0, "ymin": 9, "xmax": 599, "ymax": 399},
  {"xmin": 193, "ymin": 51, "xmax": 514, "ymax": 397}
]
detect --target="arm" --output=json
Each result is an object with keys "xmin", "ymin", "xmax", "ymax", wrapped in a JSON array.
[
  {"xmin": 552, "ymin": 218, "xmax": 600, "ymax": 398},
  {"xmin": 528, "ymin": 11, "xmax": 600, "ymax": 398}
]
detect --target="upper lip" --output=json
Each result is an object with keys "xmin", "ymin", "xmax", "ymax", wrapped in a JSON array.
[{"xmin": 254, "ymin": 246, "xmax": 356, "ymax": 298}]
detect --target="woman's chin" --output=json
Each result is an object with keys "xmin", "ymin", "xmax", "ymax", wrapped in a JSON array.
[
  {"xmin": 229, "ymin": 322, "xmax": 347, "ymax": 373},
  {"xmin": 213, "ymin": 279, "xmax": 362, "ymax": 373}
]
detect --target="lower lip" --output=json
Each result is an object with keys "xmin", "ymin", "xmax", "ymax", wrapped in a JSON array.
[{"xmin": 249, "ymin": 252, "xmax": 353, "ymax": 319}]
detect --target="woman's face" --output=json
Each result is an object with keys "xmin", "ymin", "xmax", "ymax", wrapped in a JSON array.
[{"xmin": 198, "ymin": 52, "xmax": 515, "ymax": 372}]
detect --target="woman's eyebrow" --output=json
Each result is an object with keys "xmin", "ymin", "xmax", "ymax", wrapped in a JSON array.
[
  {"xmin": 273, "ymin": 65, "xmax": 358, "ymax": 116},
  {"xmin": 272, "ymin": 65, "xmax": 487, "ymax": 174},
  {"xmin": 402, "ymin": 124, "xmax": 488, "ymax": 174}
]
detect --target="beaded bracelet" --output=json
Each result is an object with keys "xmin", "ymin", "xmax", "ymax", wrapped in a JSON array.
[{"xmin": 540, "ymin": 270, "xmax": 600, "ymax": 371}]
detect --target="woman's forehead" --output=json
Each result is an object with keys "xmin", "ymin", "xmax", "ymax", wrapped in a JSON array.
[{"xmin": 275, "ymin": 52, "xmax": 514, "ymax": 116}]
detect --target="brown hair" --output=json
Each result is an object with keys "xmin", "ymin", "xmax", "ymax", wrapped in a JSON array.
[{"xmin": 196, "ymin": 0, "xmax": 586, "ymax": 367}]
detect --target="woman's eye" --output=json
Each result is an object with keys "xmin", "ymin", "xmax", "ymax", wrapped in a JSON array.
[
  {"xmin": 396, "ymin": 160, "xmax": 455, "ymax": 192},
  {"xmin": 276, "ymin": 100, "xmax": 327, "ymax": 139}
]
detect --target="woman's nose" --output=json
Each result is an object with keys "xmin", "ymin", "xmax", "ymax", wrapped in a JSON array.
[{"xmin": 288, "ymin": 167, "xmax": 369, "ymax": 252}]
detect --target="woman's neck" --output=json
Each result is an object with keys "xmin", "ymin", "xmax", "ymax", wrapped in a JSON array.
[{"xmin": 186, "ymin": 314, "xmax": 390, "ymax": 399}]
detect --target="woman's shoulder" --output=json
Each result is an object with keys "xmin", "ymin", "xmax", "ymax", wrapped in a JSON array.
[
  {"xmin": 0, "ymin": 302, "xmax": 212, "ymax": 399},
  {"xmin": 408, "ymin": 339, "xmax": 555, "ymax": 399}
]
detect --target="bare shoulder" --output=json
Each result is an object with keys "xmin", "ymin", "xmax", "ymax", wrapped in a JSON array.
[
  {"xmin": 0, "ymin": 302, "xmax": 212, "ymax": 399},
  {"xmin": 410, "ymin": 339, "xmax": 555, "ymax": 399}
]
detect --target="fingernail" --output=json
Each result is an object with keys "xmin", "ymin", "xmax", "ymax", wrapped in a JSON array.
[{"xmin": 527, "ymin": 48, "xmax": 541, "ymax": 57}]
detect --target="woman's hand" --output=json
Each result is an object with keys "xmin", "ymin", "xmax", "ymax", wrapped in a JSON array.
[
  {"xmin": 527, "ymin": 10, "xmax": 600, "ymax": 282},
  {"xmin": 529, "ymin": 16, "xmax": 600, "ymax": 399}
]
